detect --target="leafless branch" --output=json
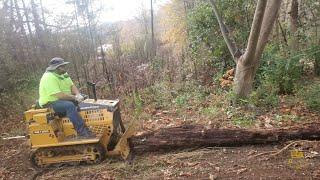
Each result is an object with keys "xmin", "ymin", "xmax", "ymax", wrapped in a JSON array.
[
  {"xmin": 277, "ymin": 19, "xmax": 288, "ymax": 46},
  {"xmin": 209, "ymin": 0, "xmax": 241, "ymax": 62}
]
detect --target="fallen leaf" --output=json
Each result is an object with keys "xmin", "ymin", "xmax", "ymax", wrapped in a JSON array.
[
  {"xmin": 247, "ymin": 150, "xmax": 257, "ymax": 156},
  {"xmin": 264, "ymin": 123, "xmax": 273, "ymax": 128},
  {"xmin": 162, "ymin": 111, "xmax": 169, "ymax": 114},
  {"xmin": 209, "ymin": 173, "xmax": 218, "ymax": 180},
  {"xmin": 179, "ymin": 171, "xmax": 192, "ymax": 177},
  {"xmin": 237, "ymin": 168, "xmax": 247, "ymax": 174},
  {"xmin": 215, "ymin": 166, "xmax": 220, "ymax": 172},
  {"xmin": 223, "ymin": 148, "xmax": 227, "ymax": 153},
  {"xmin": 305, "ymin": 151, "xmax": 319, "ymax": 159}
]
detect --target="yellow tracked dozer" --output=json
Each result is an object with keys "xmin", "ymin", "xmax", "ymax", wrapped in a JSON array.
[{"xmin": 24, "ymin": 97, "xmax": 137, "ymax": 168}]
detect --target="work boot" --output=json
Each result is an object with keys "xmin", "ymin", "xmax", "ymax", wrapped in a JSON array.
[
  {"xmin": 85, "ymin": 131, "xmax": 96, "ymax": 138},
  {"xmin": 77, "ymin": 134, "xmax": 96, "ymax": 139},
  {"xmin": 77, "ymin": 128, "xmax": 96, "ymax": 139}
]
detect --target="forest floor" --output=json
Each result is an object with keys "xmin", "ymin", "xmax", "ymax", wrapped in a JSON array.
[
  {"xmin": 1, "ymin": 138, "xmax": 320, "ymax": 179},
  {"xmin": 1, "ymin": 78, "xmax": 320, "ymax": 179},
  {"xmin": 1, "ymin": 108, "xmax": 320, "ymax": 179}
]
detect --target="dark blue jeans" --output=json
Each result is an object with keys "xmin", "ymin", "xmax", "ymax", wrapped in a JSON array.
[{"xmin": 51, "ymin": 100, "xmax": 90, "ymax": 136}]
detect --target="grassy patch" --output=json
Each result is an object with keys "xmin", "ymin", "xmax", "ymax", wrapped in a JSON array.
[
  {"xmin": 174, "ymin": 94, "xmax": 191, "ymax": 107},
  {"xmin": 200, "ymin": 106, "xmax": 220, "ymax": 117},
  {"xmin": 275, "ymin": 114, "xmax": 302, "ymax": 122},
  {"xmin": 298, "ymin": 83, "xmax": 320, "ymax": 112},
  {"xmin": 231, "ymin": 116, "xmax": 255, "ymax": 127},
  {"xmin": 249, "ymin": 82, "xmax": 279, "ymax": 108}
]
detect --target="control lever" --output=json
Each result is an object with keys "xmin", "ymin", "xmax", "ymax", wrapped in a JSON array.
[{"xmin": 87, "ymin": 82, "xmax": 97, "ymax": 101}]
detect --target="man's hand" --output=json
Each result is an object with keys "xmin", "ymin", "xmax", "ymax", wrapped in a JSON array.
[
  {"xmin": 54, "ymin": 92, "xmax": 76, "ymax": 101},
  {"xmin": 75, "ymin": 94, "xmax": 85, "ymax": 103}
]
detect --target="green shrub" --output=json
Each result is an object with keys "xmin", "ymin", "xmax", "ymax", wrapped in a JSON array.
[
  {"xmin": 200, "ymin": 106, "xmax": 220, "ymax": 117},
  {"xmin": 174, "ymin": 81, "xmax": 210, "ymax": 107},
  {"xmin": 299, "ymin": 83, "xmax": 320, "ymax": 111},
  {"xmin": 174, "ymin": 94, "xmax": 190, "ymax": 107},
  {"xmin": 133, "ymin": 91, "xmax": 144, "ymax": 116},
  {"xmin": 249, "ymin": 82, "xmax": 279, "ymax": 108},
  {"xmin": 275, "ymin": 114, "xmax": 301, "ymax": 122},
  {"xmin": 256, "ymin": 45, "xmax": 303, "ymax": 95},
  {"xmin": 187, "ymin": 1, "xmax": 234, "ymax": 75},
  {"xmin": 143, "ymin": 82, "xmax": 173, "ymax": 109}
]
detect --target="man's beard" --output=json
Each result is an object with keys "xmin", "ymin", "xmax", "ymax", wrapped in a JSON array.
[{"xmin": 57, "ymin": 69, "xmax": 66, "ymax": 74}]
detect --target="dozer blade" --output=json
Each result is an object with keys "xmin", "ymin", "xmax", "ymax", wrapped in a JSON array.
[
  {"xmin": 121, "ymin": 117, "xmax": 140, "ymax": 140},
  {"xmin": 108, "ymin": 117, "xmax": 140, "ymax": 159}
]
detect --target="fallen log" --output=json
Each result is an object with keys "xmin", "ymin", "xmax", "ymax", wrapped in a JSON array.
[{"xmin": 132, "ymin": 123, "xmax": 320, "ymax": 152}]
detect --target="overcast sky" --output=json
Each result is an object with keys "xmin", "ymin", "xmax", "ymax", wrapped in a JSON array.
[{"xmin": 43, "ymin": 0, "xmax": 170, "ymax": 23}]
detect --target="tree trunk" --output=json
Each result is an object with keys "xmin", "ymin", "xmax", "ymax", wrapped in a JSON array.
[
  {"xmin": 30, "ymin": 0, "xmax": 46, "ymax": 52},
  {"xmin": 21, "ymin": 0, "xmax": 33, "ymax": 37},
  {"xmin": 21, "ymin": 0, "xmax": 40, "ymax": 67},
  {"xmin": 84, "ymin": 0, "xmax": 98, "ymax": 80},
  {"xmin": 3, "ymin": 0, "xmax": 19, "ymax": 61},
  {"xmin": 234, "ymin": 0, "xmax": 282, "ymax": 98},
  {"xmin": 233, "ymin": 62, "xmax": 256, "ymax": 98},
  {"xmin": 39, "ymin": 0, "xmax": 47, "ymax": 32},
  {"xmin": 315, "ymin": 48, "xmax": 320, "ymax": 76},
  {"xmin": 150, "ymin": 0, "xmax": 156, "ymax": 57},
  {"xmin": 13, "ymin": 0, "xmax": 34, "ymax": 70},
  {"xmin": 233, "ymin": 0, "xmax": 267, "ymax": 98},
  {"xmin": 277, "ymin": 19, "xmax": 288, "ymax": 46},
  {"xmin": 99, "ymin": 43, "xmax": 107, "ymax": 75},
  {"xmin": 132, "ymin": 123, "xmax": 320, "ymax": 153},
  {"xmin": 289, "ymin": 0, "xmax": 299, "ymax": 50},
  {"xmin": 209, "ymin": 0, "xmax": 240, "ymax": 61},
  {"xmin": 71, "ymin": 48, "xmax": 81, "ymax": 87},
  {"xmin": 13, "ymin": 0, "xmax": 28, "ymax": 43},
  {"xmin": 210, "ymin": 0, "xmax": 282, "ymax": 99}
]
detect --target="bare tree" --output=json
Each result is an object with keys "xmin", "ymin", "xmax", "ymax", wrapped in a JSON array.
[
  {"xmin": 136, "ymin": 3, "xmax": 151, "ymax": 62},
  {"xmin": 30, "ymin": 0, "xmax": 46, "ymax": 52},
  {"xmin": 210, "ymin": 0, "xmax": 282, "ymax": 99},
  {"xmin": 3, "ymin": 0, "xmax": 20, "ymax": 61},
  {"xmin": 39, "ymin": 0, "xmax": 47, "ymax": 32},
  {"xmin": 150, "ymin": 0, "xmax": 155, "ymax": 57},
  {"xmin": 14, "ymin": 0, "xmax": 34, "ymax": 61},
  {"xmin": 21, "ymin": 0, "xmax": 33, "ymax": 38}
]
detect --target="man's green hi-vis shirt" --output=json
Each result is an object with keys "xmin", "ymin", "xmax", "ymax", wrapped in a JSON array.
[{"xmin": 39, "ymin": 72, "xmax": 74, "ymax": 106}]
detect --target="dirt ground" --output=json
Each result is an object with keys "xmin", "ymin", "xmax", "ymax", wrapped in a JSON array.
[
  {"xmin": 1, "ymin": 92, "xmax": 320, "ymax": 179},
  {"xmin": 1, "ymin": 136, "xmax": 320, "ymax": 179}
]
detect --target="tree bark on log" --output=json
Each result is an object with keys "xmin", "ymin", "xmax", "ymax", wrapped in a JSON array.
[{"xmin": 132, "ymin": 123, "xmax": 320, "ymax": 153}]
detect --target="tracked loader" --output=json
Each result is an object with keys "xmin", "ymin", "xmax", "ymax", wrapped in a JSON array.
[{"xmin": 24, "ymin": 84, "xmax": 137, "ymax": 168}]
